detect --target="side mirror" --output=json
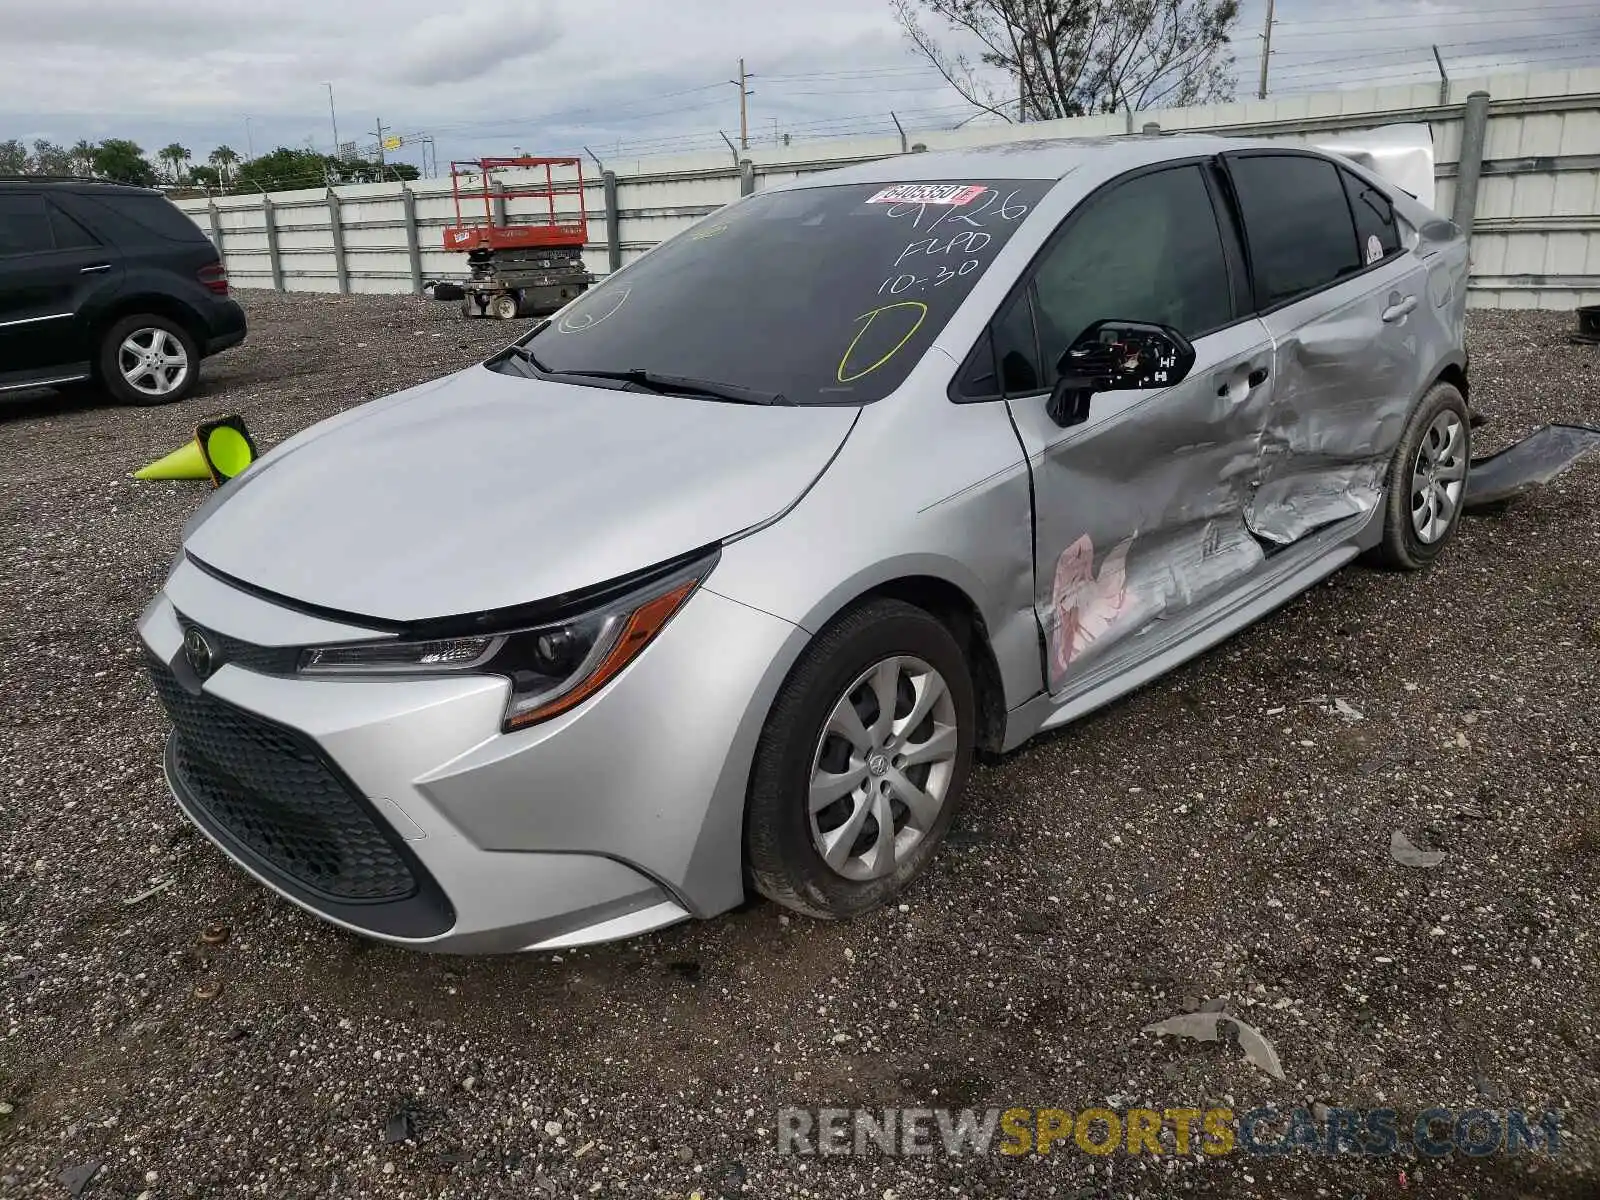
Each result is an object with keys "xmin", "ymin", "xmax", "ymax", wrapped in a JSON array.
[{"xmin": 1045, "ymin": 320, "xmax": 1196, "ymax": 427}]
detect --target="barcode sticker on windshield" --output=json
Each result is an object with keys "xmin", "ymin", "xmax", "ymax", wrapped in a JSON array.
[{"xmin": 866, "ymin": 183, "xmax": 987, "ymax": 207}]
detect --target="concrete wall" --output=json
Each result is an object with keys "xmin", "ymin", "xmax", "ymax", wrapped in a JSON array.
[{"xmin": 178, "ymin": 66, "xmax": 1600, "ymax": 310}]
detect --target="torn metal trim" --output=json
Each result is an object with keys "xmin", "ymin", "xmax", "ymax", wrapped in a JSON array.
[{"xmin": 1463, "ymin": 423, "xmax": 1600, "ymax": 510}]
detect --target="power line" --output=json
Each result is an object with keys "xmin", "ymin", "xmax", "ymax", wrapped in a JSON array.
[
  {"xmin": 1272, "ymin": 51, "xmax": 1600, "ymax": 92},
  {"xmin": 1272, "ymin": 30, "xmax": 1595, "ymax": 59},
  {"xmin": 1273, "ymin": 39, "xmax": 1599, "ymax": 81},
  {"xmin": 1275, "ymin": 2, "xmax": 1596, "ymax": 30}
]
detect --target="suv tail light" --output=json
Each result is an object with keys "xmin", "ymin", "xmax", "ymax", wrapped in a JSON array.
[{"xmin": 197, "ymin": 261, "xmax": 229, "ymax": 296}]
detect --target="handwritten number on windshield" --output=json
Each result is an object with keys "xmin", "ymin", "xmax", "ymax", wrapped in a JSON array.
[{"xmin": 881, "ymin": 187, "xmax": 1031, "ymax": 231}]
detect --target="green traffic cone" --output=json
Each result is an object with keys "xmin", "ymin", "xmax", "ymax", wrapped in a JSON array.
[
  {"xmin": 133, "ymin": 438, "xmax": 210, "ymax": 481},
  {"xmin": 133, "ymin": 415, "xmax": 257, "ymax": 486}
]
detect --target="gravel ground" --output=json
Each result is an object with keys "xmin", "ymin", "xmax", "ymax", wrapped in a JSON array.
[{"xmin": 1, "ymin": 293, "xmax": 1598, "ymax": 1200}]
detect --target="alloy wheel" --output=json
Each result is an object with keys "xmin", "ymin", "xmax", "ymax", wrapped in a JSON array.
[
  {"xmin": 119, "ymin": 328, "xmax": 190, "ymax": 398},
  {"xmin": 807, "ymin": 655, "xmax": 959, "ymax": 882},
  {"xmin": 1411, "ymin": 410, "xmax": 1466, "ymax": 543}
]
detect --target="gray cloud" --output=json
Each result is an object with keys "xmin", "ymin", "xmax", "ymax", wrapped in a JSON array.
[{"xmin": 387, "ymin": 0, "xmax": 564, "ymax": 85}]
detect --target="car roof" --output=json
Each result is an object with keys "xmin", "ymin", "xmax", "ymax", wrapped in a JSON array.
[
  {"xmin": 780, "ymin": 133, "xmax": 1292, "ymax": 188},
  {"xmin": 0, "ymin": 177, "xmax": 164, "ymax": 196}
]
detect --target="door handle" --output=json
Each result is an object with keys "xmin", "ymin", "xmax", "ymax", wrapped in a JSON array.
[
  {"xmin": 1381, "ymin": 295, "xmax": 1417, "ymax": 322},
  {"xmin": 79, "ymin": 263, "xmax": 112, "ymax": 274},
  {"xmin": 1247, "ymin": 367, "xmax": 1270, "ymax": 388}
]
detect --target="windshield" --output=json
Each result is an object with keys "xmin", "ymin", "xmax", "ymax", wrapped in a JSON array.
[{"xmin": 517, "ymin": 179, "xmax": 1053, "ymax": 405}]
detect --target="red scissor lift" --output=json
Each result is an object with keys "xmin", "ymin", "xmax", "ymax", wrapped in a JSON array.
[{"xmin": 434, "ymin": 156, "xmax": 592, "ymax": 319}]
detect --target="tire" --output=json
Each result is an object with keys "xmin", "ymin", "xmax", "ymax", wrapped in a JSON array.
[
  {"xmin": 491, "ymin": 292, "xmax": 521, "ymax": 320},
  {"xmin": 746, "ymin": 598, "xmax": 976, "ymax": 920},
  {"xmin": 1369, "ymin": 381, "xmax": 1471, "ymax": 570},
  {"xmin": 99, "ymin": 314, "xmax": 199, "ymax": 406}
]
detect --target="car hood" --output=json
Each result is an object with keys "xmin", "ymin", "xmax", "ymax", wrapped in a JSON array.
[{"xmin": 184, "ymin": 365, "xmax": 857, "ymax": 623}]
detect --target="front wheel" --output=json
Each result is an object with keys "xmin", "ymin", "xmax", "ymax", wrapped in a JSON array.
[
  {"xmin": 99, "ymin": 315, "xmax": 199, "ymax": 406},
  {"xmin": 1369, "ymin": 381, "xmax": 1471, "ymax": 570},
  {"xmin": 745, "ymin": 598, "xmax": 976, "ymax": 920}
]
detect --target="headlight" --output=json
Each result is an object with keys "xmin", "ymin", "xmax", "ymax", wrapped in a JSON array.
[{"xmin": 297, "ymin": 554, "xmax": 713, "ymax": 731}]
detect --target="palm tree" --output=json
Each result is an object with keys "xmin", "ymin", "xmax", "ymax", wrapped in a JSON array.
[
  {"xmin": 71, "ymin": 139, "xmax": 95, "ymax": 177},
  {"xmin": 208, "ymin": 145, "xmax": 239, "ymax": 190},
  {"xmin": 159, "ymin": 142, "xmax": 190, "ymax": 185}
]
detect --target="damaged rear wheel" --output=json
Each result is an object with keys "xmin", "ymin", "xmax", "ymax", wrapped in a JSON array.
[{"xmin": 1370, "ymin": 381, "xmax": 1470, "ymax": 571}]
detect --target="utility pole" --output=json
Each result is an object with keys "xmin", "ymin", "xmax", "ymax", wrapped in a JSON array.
[
  {"xmin": 324, "ymin": 83, "xmax": 340, "ymax": 157},
  {"xmin": 1257, "ymin": 0, "xmax": 1276, "ymax": 100},
  {"xmin": 729, "ymin": 59, "xmax": 754, "ymax": 150},
  {"xmin": 243, "ymin": 116, "xmax": 255, "ymax": 161},
  {"xmin": 371, "ymin": 118, "xmax": 388, "ymax": 178}
]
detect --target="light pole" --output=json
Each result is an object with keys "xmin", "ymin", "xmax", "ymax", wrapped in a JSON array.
[
  {"xmin": 323, "ymin": 83, "xmax": 340, "ymax": 158},
  {"xmin": 243, "ymin": 115, "xmax": 255, "ymax": 161}
]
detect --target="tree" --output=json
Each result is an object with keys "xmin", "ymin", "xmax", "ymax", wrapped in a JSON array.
[
  {"xmin": 233, "ymin": 146, "xmax": 333, "ymax": 192},
  {"xmin": 91, "ymin": 139, "xmax": 157, "ymax": 186},
  {"xmin": 0, "ymin": 139, "xmax": 27, "ymax": 174},
  {"xmin": 233, "ymin": 145, "xmax": 419, "ymax": 193},
  {"xmin": 159, "ymin": 142, "xmax": 190, "ymax": 184},
  {"xmin": 71, "ymin": 139, "xmax": 95, "ymax": 176},
  {"xmin": 208, "ymin": 145, "xmax": 239, "ymax": 188},
  {"xmin": 189, "ymin": 164, "xmax": 223, "ymax": 191},
  {"xmin": 30, "ymin": 139, "xmax": 74, "ymax": 176},
  {"xmin": 891, "ymin": 0, "xmax": 1238, "ymax": 122}
]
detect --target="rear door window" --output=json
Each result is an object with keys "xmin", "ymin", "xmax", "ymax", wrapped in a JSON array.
[
  {"xmin": 1341, "ymin": 169, "xmax": 1402, "ymax": 265},
  {"xmin": 0, "ymin": 194, "xmax": 54, "ymax": 256},
  {"xmin": 82, "ymin": 193, "xmax": 208, "ymax": 242},
  {"xmin": 1226, "ymin": 154, "xmax": 1362, "ymax": 308},
  {"xmin": 47, "ymin": 202, "xmax": 101, "ymax": 249}
]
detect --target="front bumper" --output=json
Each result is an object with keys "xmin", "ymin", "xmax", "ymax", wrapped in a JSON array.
[{"xmin": 137, "ymin": 557, "xmax": 805, "ymax": 952}]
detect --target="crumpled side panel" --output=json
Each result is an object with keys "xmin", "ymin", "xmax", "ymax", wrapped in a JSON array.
[
  {"xmin": 1045, "ymin": 518, "xmax": 1265, "ymax": 684},
  {"xmin": 1246, "ymin": 263, "xmax": 1427, "ymax": 545},
  {"xmin": 1014, "ymin": 322, "xmax": 1278, "ymax": 694}
]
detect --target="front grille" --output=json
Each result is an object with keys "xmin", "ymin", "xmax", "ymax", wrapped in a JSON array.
[
  {"xmin": 147, "ymin": 657, "xmax": 417, "ymax": 903},
  {"xmin": 175, "ymin": 613, "xmax": 299, "ymax": 676}
]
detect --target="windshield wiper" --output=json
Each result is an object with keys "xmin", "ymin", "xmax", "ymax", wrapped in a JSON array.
[
  {"xmin": 501, "ymin": 342, "xmax": 553, "ymax": 372},
  {"xmin": 559, "ymin": 368, "xmax": 791, "ymax": 406}
]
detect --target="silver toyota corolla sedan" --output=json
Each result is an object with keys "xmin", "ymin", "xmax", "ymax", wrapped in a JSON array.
[{"xmin": 139, "ymin": 134, "xmax": 1470, "ymax": 952}]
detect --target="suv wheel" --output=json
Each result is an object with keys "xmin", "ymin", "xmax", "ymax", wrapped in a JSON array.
[
  {"xmin": 100, "ymin": 314, "xmax": 199, "ymax": 406},
  {"xmin": 1370, "ymin": 381, "xmax": 1470, "ymax": 570},
  {"xmin": 746, "ymin": 598, "xmax": 976, "ymax": 920}
]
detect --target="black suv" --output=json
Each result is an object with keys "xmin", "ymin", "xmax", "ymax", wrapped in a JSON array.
[{"xmin": 0, "ymin": 179, "xmax": 246, "ymax": 405}]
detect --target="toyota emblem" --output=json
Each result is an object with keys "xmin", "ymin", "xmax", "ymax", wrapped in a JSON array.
[{"xmin": 183, "ymin": 627, "xmax": 215, "ymax": 679}]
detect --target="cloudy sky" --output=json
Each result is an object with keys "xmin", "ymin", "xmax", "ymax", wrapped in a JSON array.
[{"xmin": 2, "ymin": 0, "xmax": 1596, "ymax": 177}]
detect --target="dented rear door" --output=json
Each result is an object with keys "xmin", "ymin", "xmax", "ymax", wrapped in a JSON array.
[{"xmin": 1223, "ymin": 150, "xmax": 1432, "ymax": 545}]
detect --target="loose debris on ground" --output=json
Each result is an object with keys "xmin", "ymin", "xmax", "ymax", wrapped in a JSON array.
[{"xmin": 1, "ymin": 296, "xmax": 1598, "ymax": 1198}]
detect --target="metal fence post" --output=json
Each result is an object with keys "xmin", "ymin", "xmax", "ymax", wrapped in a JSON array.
[
  {"xmin": 601, "ymin": 169, "xmax": 622, "ymax": 274},
  {"xmin": 1452, "ymin": 90, "xmax": 1491, "ymax": 238},
  {"xmin": 401, "ymin": 186, "xmax": 423, "ymax": 294},
  {"xmin": 326, "ymin": 189, "xmax": 350, "ymax": 295},
  {"xmin": 206, "ymin": 201, "xmax": 224, "ymax": 261},
  {"xmin": 739, "ymin": 158, "xmax": 755, "ymax": 197},
  {"xmin": 261, "ymin": 194, "xmax": 284, "ymax": 292}
]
